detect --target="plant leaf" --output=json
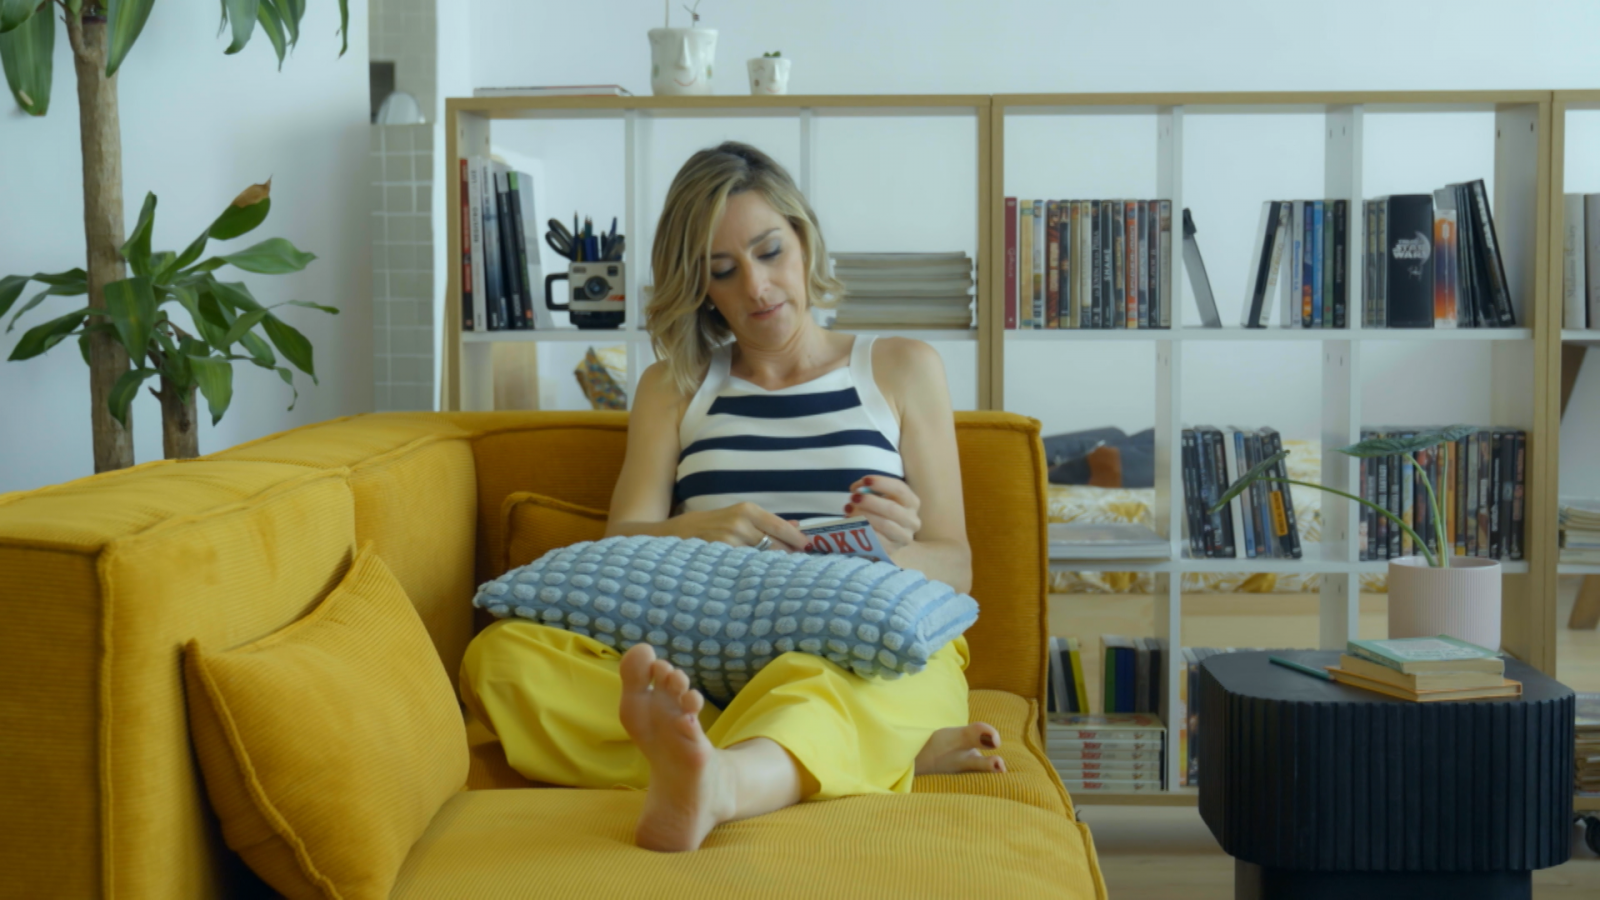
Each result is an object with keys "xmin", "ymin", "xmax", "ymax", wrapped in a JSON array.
[
  {"xmin": 239, "ymin": 330, "xmax": 276, "ymax": 366},
  {"xmin": 278, "ymin": 0, "xmax": 303, "ymax": 46},
  {"xmin": 207, "ymin": 278, "xmax": 262, "ymax": 312},
  {"xmin": 0, "ymin": 274, "xmax": 27, "ymax": 318},
  {"xmin": 164, "ymin": 229, "xmax": 211, "ymax": 281},
  {"xmin": 103, "ymin": 276, "xmax": 158, "ymax": 358},
  {"xmin": 221, "ymin": 237, "xmax": 316, "ymax": 274},
  {"xmin": 222, "ymin": 0, "xmax": 258, "ymax": 54},
  {"xmin": 218, "ymin": 307, "xmax": 270, "ymax": 349},
  {"xmin": 261, "ymin": 314, "xmax": 315, "ymax": 382},
  {"xmin": 254, "ymin": 0, "xmax": 286, "ymax": 69},
  {"xmin": 108, "ymin": 366, "xmax": 157, "ymax": 427},
  {"xmin": 75, "ymin": 321, "xmax": 122, "ymax": 366},
  {"xmin": 1337, "ymin": 425, "xmax": 1479, "ymax": 458},
  {"xmin": 210, "ymin": 179, "xmax": 271, "ymax": 240},
  {"xmin": 121, "ymin": 192, "xmax": 157, "ymax": 277},
  {"xmin": 167, "ymin": 283, "xmax": 226, "ymax": 347},
  {"xmin": 265, "ymin": 363, "xmax": 299, "ymax": 410},
  {"xmin": 0, "ymin": 0, "xmax": 37, "ymax": 34},
  {"xmin": 188, "ymin": 354, "xmax": 234, "ymax": 425},
  {"xmin": 279, "ymin": 299, "xmax": 339, "ymax": 314},
  {"xmin": 30, "ymin": 267, "xmax": 87, "ymax": 287},
  {"xmin": 1209, "ymin": 450, "xmax": 1288, "ymax": 515},
  {"xmin": 336, "ymin": 0, "xmax": 348, "ymax": 56},
  {"xmin": 9, "ymin": 307, "xmax": 87, "ymax": 360},
  {"xmin": 0, "ymin": 0, "xmax": 52, "ymax": 115},
  {"xmin": 148, "ymin": 251, "xmax": 175, "ymax": 283},
  {"xmin": 105, "ymin": 0, "xmax": 157, "ymax": 77},
  {"xmin": 6, "ymin": 283, "xmax": 84, "ymax": 332}
]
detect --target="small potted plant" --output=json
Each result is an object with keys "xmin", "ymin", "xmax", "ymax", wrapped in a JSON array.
[
  {"xmin": 1213, "ymin": 425, "xmax": 1503, "ymax": 649},
  {"xmin": 648, "ymin": 1, "xmax": 717, "ymax": 96},
  {"xmin": 748, "ymin": 51, "xmax": 791, "ymax": 96}
]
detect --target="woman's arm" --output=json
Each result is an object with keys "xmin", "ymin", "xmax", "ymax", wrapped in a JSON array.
[{"xmin": 858, "ymin": 339, "xmax": 972, "ymax": 593}]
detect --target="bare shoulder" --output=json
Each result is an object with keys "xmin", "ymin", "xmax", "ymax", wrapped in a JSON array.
[{"xmin": 872, "ymin": 337, "xmax": 947, "ymax": 417}]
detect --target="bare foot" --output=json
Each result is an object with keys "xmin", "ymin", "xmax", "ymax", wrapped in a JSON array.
[
  {"xmin": 619, "ymin": 643, "xmax": 737, "ymax": 852},
  {"xmin": 914, "ymin": 722, "xmax": 1007, "ymax": 775}
]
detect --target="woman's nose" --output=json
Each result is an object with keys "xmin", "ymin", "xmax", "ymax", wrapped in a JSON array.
[{"xmin": 739, "ymin": 260, "xmax": 769, "ymax": 299}]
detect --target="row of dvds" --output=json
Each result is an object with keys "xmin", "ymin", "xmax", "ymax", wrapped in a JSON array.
[
  {"xmin": 1181, "ymin": 426, "xmax": 1303, "ymax": 560},
  {"xmin": 1002, "ymin": 198, "xmax": 1173, "ymax": 330},
  {"xmin": 1358, "ymin": 427, "xmax": 1526, "ymax": 562},
  {"xmin": 1363, "ymin": 182, "xmax": 1516, "ymax": 329}
]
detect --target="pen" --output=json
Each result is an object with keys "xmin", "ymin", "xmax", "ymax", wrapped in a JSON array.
[{"xmin": 1269, "ymin": 655, "xmax": 1333, "ymax": 681}]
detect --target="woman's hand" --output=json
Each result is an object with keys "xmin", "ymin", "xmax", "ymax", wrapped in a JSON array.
[
  {"xmin": 680, "ymin": 502, "xmax": 809, "ymax": 551},
  {"xmin": 844, "ymin": 475, "xmax": 921, "ymax": 556}
]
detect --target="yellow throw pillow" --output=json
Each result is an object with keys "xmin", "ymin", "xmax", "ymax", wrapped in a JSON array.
[
  {"xmin": 502, "ymin": 491, "xmax": 609, "ymax": 572},
  {"xmin": 184, "ymin": 544, "xmax": 468, "ymax": 900}
]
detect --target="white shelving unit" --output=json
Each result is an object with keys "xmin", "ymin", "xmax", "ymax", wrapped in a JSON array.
[{"xmin": 994, "ymin": 92, "xmax": 1552, "ymax": 801}]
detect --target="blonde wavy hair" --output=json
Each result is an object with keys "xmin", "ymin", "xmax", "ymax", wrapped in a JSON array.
[{"xmin": 648, "ymin": 141, "xmax": 845, "ymax": 397}]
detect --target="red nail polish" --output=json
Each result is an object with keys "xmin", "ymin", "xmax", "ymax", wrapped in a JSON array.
[
  {"xmin": 981, "ymin": 734, "xmax": 996, "ymax": 748},
  {"xmin": 864, "ymin": 477, "xmax": 874, "ymax": 486},
  {"xmin": 851, "ymin": 493, "xmax": 863, "ymax": 504},
  {"xmin": 844, "ymin": 504, "xmax": 854, "ymax": 514}
]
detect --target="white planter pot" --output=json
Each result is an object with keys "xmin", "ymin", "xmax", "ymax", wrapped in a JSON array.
[
  {"xmin": 1386, "ymin": 555, "xmax": 1502, "ymax": 650},
  {"xmin": 648, "ymin": 28, "xmax": 718, "ymax": 96},
  {"xmin": 747, "ymin": 58, "xmax": 791, "ymax": 95}
]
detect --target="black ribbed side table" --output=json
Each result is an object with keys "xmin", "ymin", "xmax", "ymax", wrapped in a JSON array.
[{"xmin": 1198, "ymin": 650, "xmax": 1573, "ymax": 900}]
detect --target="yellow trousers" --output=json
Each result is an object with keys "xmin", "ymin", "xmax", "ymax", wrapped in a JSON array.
[{"xmin": 459, "ymin": 620, "xmax": 972, "ymax": 801}]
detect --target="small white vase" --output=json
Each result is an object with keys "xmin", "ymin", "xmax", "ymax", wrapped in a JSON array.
[
  {"xmin": 1386, "ymin": 555, "xmax": 1502, "ymax": 650},
  {"xmin": 648, "ymin": 28, "xmax": 717, "ymax": 96},
  {"xmin": 747, "ymin": 58, "xmax": 791, "ymax": 95}
]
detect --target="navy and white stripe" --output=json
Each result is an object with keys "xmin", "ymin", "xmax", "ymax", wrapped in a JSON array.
[{"xmin": 675, "ymin": 335, "xmax": 902, "ymax": 521}]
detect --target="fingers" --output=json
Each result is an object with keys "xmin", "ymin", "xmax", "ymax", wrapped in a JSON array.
[
  {"xmin": 758, "ymin": 510, "xmax": 809, "ymax": 551},
  {"xmin": 845, "ymin": 490, "xmax": 921, "ymax": 539},
  {"xmin": 847, "ymin": 475, "xmax": 920, "ymax": 513}
]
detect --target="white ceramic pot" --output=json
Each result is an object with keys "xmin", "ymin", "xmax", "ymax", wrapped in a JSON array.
[
  {"xmin": 648, "ymin": 28, "xmax": 718, "ymax": 96},
  {"xmin": 1386, "ymin": 555, "xmax": 1502, "ymax": 650},
  {"xmin": 747, "ymin": 57, "xmax": 791, "ymax": 95}
]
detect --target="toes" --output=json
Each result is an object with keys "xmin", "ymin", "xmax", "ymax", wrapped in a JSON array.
[
  {"xmin": 648, "ymin": 659, "xmax": 674, "ymax": 689},
  {"xmin": 664, "ymin": 668, "xmax": 691, "ymax": 696},
  {"xmin": 991, "ymin": 756, "xmax": 1006, "ymax": 774},
  {"xmin": 679, "ymin": 687, "xmax": 704, "ymax": 717},
  {"xmin": 621, "ymin": 643, "xmax": 656, "ymax": 691},
  {"xmin": 968, "ymin": 722, "xmax": 1000, "ymax": 750}
]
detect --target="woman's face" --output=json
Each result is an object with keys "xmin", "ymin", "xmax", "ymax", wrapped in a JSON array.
[{"xmin": 705, "ymin": 191, "xmax": 808, "ymax": 338}]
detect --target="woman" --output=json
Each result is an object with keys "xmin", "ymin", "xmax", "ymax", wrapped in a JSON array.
[{"xmin": 460, "ymin": 142, "xmax": 1003, "ymax": 855}]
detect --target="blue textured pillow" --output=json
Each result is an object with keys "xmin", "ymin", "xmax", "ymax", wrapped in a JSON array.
[{"xmin": 473, "ymin": 535, "xmax": 978, "ymax": 705}]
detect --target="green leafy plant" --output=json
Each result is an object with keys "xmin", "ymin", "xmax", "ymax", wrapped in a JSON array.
[
  {"xmin": 0, "ymin": 1, "xmax": 349, "ymax": 471},
  {"xmin": 762, "ymin": 51, "xmax": 781, "ymax": 58},
  {"xmin": 1210, "ymin": 425, "xmax": 1479, "ymax": 568},
  {"xmin": 1, "ymin": 181, "xmax": 336, "ymax": 457}
]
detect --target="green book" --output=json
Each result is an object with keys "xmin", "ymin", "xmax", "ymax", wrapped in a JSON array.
[{"xmin": 1345, "ymin": 635, "xmax": 1504, "ymax": 675}]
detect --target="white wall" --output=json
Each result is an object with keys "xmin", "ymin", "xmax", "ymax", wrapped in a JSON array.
[
  {"xmin": 0, "ymin": 0, "xmax": 371, "ymax": 494},
  {"xmin": 451, "ymin": 0, "xmax": 1600, "ymax": 446}
]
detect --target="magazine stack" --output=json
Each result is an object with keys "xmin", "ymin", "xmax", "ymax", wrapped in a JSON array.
[
  {"xmin": 1045, "ymin": 713, "xmax": 1165, "ymax": 793},
  {"xmin": 828, "ymin": 252, "xmax": 974, "ymax": 329}
]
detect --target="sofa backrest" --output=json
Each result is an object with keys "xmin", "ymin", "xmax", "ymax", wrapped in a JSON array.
[{"xmin": 0, "ymin": 409, "xmax": 1049, "ymax": 898}]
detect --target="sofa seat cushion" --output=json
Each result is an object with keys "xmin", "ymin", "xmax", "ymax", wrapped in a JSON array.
[
  {"xmin": 912, "ymin": 689, "xmax": 1073, "ymax": 816},
  {"xmin": 394, "ymin": 787, "xmax": 1105, "ymax": 900}
]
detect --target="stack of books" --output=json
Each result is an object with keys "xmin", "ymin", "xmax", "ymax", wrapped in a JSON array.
[
  {"xmin": 1046, "ymin": 713, "xmax": 1165, "ymax": 793},
  {"xmin": 1359, "ymin": 427, "xmax": 1528, "ymax": 562},
  {"xmin": 471, "ymin": 85, "xmax": 633, "ymax": 97},
  {"xmin": 1558, "ymin": 499, "xmax": 1600, "ymax": 564},
  {"xmin": 1325, "ymin": 635, "xmax": 1520, "ymax": 702},
  {"xmin": 459, "ymin": 156, "xmax": 546, "ymax": 332},
  {"xmin": 1364, "ymin": 181, "xmax": 1517, "ymax": 329},
  {"xmin": 1180, "ymin": 425, "xmax": 1302, "ymax": 560},
  {"xmin": 1047, "ymin": 522, "xmax": 1169, "ymax": 561},
  {"xmin": 1001, "ymin": 198, "xmax": 1173, "ymax": 330},
  {"xmin": 828, "ymin": 252, "xmax": 974, "ymax": 328},
  {"xmin": 1578, "ymin": 694, "xmax": 1600, "ymax": 796},
  {"xmin": 1047, "ymin": 636, "xmax": 1091, "ymax": 714},
  {"xmin": 1559, "ymin": 194, "xmax": 1599, "ymax": 329}
]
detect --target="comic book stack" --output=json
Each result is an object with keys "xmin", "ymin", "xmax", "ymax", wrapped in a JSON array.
[{"xmin": 1045, "ymin": 713, "xmax": 1166, "ymax": 793}]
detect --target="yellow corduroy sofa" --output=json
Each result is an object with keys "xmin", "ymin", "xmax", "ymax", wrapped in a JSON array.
[{"xmin": 0, "ymin": 410, "xmax": 1106, "ymax": 899}]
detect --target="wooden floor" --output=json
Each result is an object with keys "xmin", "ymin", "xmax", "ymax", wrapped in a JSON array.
[{"xmin": 1049, "ymin": 576, "xmax": 1600, "ymax": 898}]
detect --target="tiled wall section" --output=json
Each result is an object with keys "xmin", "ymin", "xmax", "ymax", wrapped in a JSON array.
[
  {"xmin": 370, "ymin": 123, "xmax": 434, "ymax": 412},
  {"xmin": 369, "ymin": 0, "xmax": 436, "ymax": 118}
]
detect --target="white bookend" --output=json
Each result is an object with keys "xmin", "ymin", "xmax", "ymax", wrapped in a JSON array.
[
  {"xmin": 466, "ymin": 157, "xmax": 488, "ymax": 332},
  {"xmin": 1565, "ymin": 194, "xmax": 1586, "ymax": 329}
]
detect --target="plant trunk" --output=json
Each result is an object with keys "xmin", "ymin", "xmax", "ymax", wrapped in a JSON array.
[
  {"xmin": 66, "ymin": 11, "xmax": 134, "ymax": 473},
  {"xmin": 157, "ymin": 377, "xmax": 200, "ymax": 460}
]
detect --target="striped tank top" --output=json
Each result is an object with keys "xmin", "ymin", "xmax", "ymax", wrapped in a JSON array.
[{"xmin": 674, "ymin": 335, "xmax": 904, "ymax": 522}]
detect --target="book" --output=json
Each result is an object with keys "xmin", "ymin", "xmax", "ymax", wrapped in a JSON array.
[
  {"xmin": 1048, "ymin": 747, "xmax": 1161, "ymax": 763},
  {"xmin": 458, "ymin": 159, "xmax": 477, "ymax": 331},
  {"xmin": 1345, "ymin": 635, "xmax": 1504, "ymax": 674},
  {"xmin": 1461, "ymin": 179, "xmax": 1516, "ymax": 326},
  {"xmin": 476, "ymin": 156, "xmax": 508, "ymax": 330},
  {"xmin": 1049, "ymin": 637, "xmax": 1072, "ymax": 714},
  {"xmin": 1565, "ymin": 194, "xmax": 1587, "ymax": 328},
  {"xmin": 1332, "ymin": 198, "xmax": 1348, "ymax": 328},
  {"xmin": 1336, "ymin": 654, "xmax": 1505, "ymax": 691},
  {"xmin": 1046, "ymin": 712, "xmax": 1165, "ymax": 737},
  {"xmin": 1004, "ymin": 197, "xmax": 1018, "ymax": 329},
  {"xmin": 1033, "ymin": 200, "xmax": 1046, "ymax": 327},
  {"xmin": 1242, "ymin": 201, "xmax": 1285, "ymax": 327},
  {"xmin": 1019, "ymin": 201, "xmax": 1034, "ymax": 329},
  {"xmin": 472, "ymin": 84, "xmax": 633, "ymax": 97},
  {"xmin": 1059, "ymin": 778, "xmax": 1164, "ymax": 792},
  {"xmin": 1183, "ymin": 209, "xmax": 1221, "ymax": 327},
  {"xmin": 512, "ymin": 169, "xmax": 558, "ymax": 330},
  {"xmin": 1384, "ymin": 194, "xmax": 1436, "ymax": 327},
  {"xmin": 1046, "ymin": 200, "xmax": 1061, "ymax": 328},
  {"xmin": 1434, "ymin": 207, "xmax": 1459, "ymax": 327},
  {"xmin": 1257, "ymin": 427, "xmax": 1302, "ymax": 558},
  {"xmin": 1157, "ymin": 200, "xmax": 1173, "ymax": 328},
  {"xmin": 499, "ymin": 167, "xmax": 532, "ymax": 330},
  {"xmin": 1047, "ymin": 522, "xmax": 1169, "ymax": 560},
  {"xmin": 793, "ymin": 516, "xmax": 892, "ymax": 563},
  {"xmin": 1589, "ymin": 194, "xmax": 1600, "ymax": 330},
  {"xmin": 1326, "ymin": 666, "xmax": 1521, "ymax": 702},
  {"xmin": 466, "ymin": 157, "xmax": 492, "ymax": 330}
]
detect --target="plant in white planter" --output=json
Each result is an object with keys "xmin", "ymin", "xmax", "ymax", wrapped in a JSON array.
[
  {"xmin": 748, "ymin": 50, "xmax": 791, "ymax": 95},
  {"xmin": 648, "ymin": 1, "xmax": 716, "ymax": 96},
  {"xmin": 1213, "ymin": 424, "xmax": 1504, "ymax": 649}
]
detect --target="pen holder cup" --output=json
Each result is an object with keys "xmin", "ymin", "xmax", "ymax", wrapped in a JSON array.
[{"xmin": 546, "ymin": 263, "xmax": 626, "ymax": 330}]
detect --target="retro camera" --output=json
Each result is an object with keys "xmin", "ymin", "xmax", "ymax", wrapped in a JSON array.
[{"xmin": 545, "ymin": 262, "xmax": 625, "ymax": 329}]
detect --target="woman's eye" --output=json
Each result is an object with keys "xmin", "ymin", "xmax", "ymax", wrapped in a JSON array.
[{"xmin": 710, "ymin": 246, "xmax": 779, "ymax": 281}]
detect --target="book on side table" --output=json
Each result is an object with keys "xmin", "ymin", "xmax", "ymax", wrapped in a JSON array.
[{"xmin": 1325, "ymin": 635, "xmax": 1521, "ymax": 702}]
